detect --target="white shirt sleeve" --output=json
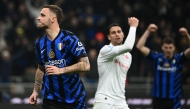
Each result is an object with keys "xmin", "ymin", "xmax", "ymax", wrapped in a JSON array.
[{"xmin": 99, "ymin": 27, "xmax": 136, "ymax": 60}]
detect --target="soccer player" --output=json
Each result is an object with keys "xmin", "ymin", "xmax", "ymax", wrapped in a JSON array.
[
  {"xmin": 93, "ymin": 17, "xmax": 139, "ymax": 109},
  {"xmin": 136, "ymin": 24, "xmax": 190, "ymax": 109},
  {"xmin": 29, "ymin": 5, "xmax": 90, "ymax": 109}
]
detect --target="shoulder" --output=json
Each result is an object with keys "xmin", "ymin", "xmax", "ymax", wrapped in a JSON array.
[
  {"xmin": 148, "ymin": 50, "xmax": 163, "ymax": 59},
  {"xmin": 100, "ymin": 45, "xmax": 112, "ymax": 52},
  {"xmin": 60, "ymin": 30, "xmax": 79, "ymax": 44},
  {"xmin": 35, "ymin": 35, "xmax": 46, "ymax": 45},
  {"xmin": 98, "ymin": 45, "xmax": 116, "ymax": 56},
  {"xmin": 174, "ymin": 52, "xmax": 184, "ymax": 56},
  {"xmin": 61, "ymin": 30, "xmax": 77, "ymax": 39},
  {"xmin": 173, "ymin": 52, "xmax": 185, "ymax": 60},
  {"xmin": 149, "ymin": 50, "xmax": 162, "ymax": 56}
]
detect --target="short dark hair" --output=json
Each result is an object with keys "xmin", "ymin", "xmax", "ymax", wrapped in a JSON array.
[
  {"xmin": 43, "ymin": 5, "xmax": 63, "ymax": 25},
  {"xmin": 107, "ymin": 23, "xmax": 121, "ymax": 35},
  {"xmin": 162, "ymin": 37, "xmax": 175, "ymax": 45}
]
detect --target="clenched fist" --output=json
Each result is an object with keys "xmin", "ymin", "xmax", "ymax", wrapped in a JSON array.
[
  {"xmin": 147, "ymin": 24, "xmax": 158, "ymax": 32},
  {"xmin": 179, "ymin": 27, "xmax": 188, "ymax": 36},
  {"xmin": 128, "ymin": 17, "xmax": 139, "ymax": 27}
]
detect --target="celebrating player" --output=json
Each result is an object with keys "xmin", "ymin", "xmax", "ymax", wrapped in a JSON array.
[
  {"xmin": 93, "ymin": 17, "xmax": 139, "ymax": 109},
  {"xmin": 29, "ymin": 5, "xmax": 90, "ymax": 109}
]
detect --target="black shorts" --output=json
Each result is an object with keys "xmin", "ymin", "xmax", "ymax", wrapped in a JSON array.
[
  {"xmin": 42, "ymin": 99, "xmax": 86, "ymax": 109},
  {"xmin": 152, "ymin": 97, "xmax": 181, "ymax": 109}
]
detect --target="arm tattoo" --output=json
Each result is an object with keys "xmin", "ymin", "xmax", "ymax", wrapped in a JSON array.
[
  {"xmin": 63, "ymin": 57, "xmax": 90, "ymax": 74},
  {"xmin": 34, "ymin": 68, "xmax": 44, "ymax": 92},
  {"xmin": 79, "ymin": 57, "xmax": 90, "ymax": 70},
  {"xmin": 80, "ymin": 57, "xmax": 90, "ymax": 65},
  {"xmin": 76, "ymin": 63, "xmax": 79, "ymax": 71}
]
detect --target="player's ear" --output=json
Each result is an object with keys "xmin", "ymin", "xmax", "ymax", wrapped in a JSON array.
[
  {"xmin": 107, "ymin": 35, "xmax": 111, "ymax": 40},
  {"xmin": 161, "ymin": 44, "xmax": 164, "ymax": 51},
  {"xmin": 51, "ymin": 16, "xmax": 56, "ymax": 23},
  {"xmin": 173, "ymin": 45, "xmax": 176, "ymax": 51}
]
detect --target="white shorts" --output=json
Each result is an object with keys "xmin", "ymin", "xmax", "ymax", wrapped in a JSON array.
[{"xmin": 92, "ymin": 102, "xmax": 130, "ymax": 109}]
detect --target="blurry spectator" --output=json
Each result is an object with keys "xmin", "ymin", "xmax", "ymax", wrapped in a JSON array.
[
  {"xmin": 95, "ymin": 32, "xmax": 105, "ymax": 50},
  {"xmin": 5, "ymin": 1, "xmax": 18, "ymax": 23},
  {"xmin": 82, "ymin": 6, "xmax": 97, "ymax": 40},
  {"xmin": 22, "ymin": 66, "xmax": 36, "ymax": 83},
  {"xmin": 25, "ymin": 0, "xmax": 48, "ymax": 24},
  {"xmin": 10, "ymin": 78, "xmax": 25, "ymax": 94},
  {"xmin": 0, "ymin": 17, "xmax": 13, "ymax": 38},
  {"xmin": 12, "ymin": 37, "xmax": 36, "ymax": 76},
  {"xmin": 0, "ymin": 50, "xmax": 11, "ymax": 83},
  {"xmin": 85, "ymin": 48, "xmax": 99, "ymax": 83},
  {"xmin": 0, "ymin": 31, "xmax": 7, "ymax": 52},
  {"xmin": 0, "ymin": 90, "xmax": 10, "ymax": 103}
]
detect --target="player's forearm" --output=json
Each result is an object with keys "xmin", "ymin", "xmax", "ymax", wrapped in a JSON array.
[
  {"xmin": 184, "ymin": 32, "xmax": 190, "ymax": 58},
  {"xmin": 123, "ymin": 27, "xmax": 137, "ymax": 50},
  {"xmin": 136, "ymin": 30, "xmax": 150, "ymax": 49},
  {"xmin": 185, "ymin": 33, "xmax": 190, "ymax": 46},
  {"xmin": 60, "ymin": 57, "xmax": 90, "ymax": 74},
  {"xmin": 33, "ymin": 69, "xmax": 44, "ymax": 93},
  {"xmin": 115, "ymin": 27, "xmax": 137, "ymax": 54}
]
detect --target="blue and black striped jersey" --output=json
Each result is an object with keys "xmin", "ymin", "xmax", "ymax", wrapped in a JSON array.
[
  {"xmin": 148, "ymin": 51, "xmax": 187, "ymax": 99},
  {"xmin": 34, "ymin": 30, "xmax": 87, "ymax": 107}
]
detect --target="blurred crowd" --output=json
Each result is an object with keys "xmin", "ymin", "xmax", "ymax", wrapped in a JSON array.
[{"xmin": 0, "ymin": 0, "xmax": 190, "ymax": 84}]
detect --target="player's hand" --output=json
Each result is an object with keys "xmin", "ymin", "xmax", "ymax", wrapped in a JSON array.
[
  {"xmin": 147, "ymin": 24, "xmax": 158, "ymax": 32},
  {"xmin": 128, "ymin": 17, "xmax": 139, "ymax": 27},
  {"xmin": 29, "ymin": 91, "xmax": 38, "ymax": 105},
  {"xmin": 45, "ymin": 65, "xmax": 61, "ymax": 75},
  {"xmin": 179, "ymin": 27, "xmax": 188, "ymax": 36}
]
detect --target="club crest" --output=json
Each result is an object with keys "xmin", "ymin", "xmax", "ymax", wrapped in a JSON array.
[{"xmin": 49, "ymin": 50, "xmax": 55, "ymax": 58}]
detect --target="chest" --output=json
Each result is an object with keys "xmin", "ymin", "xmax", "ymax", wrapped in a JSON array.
[
  {"xmin": 38, "ymin": 41, "xmax": 70, "ymax": 67},
  {"xmin": 155, "ymin": 58, "xmax": 183, "ymax": 73},
  {"xmin": 114, "ymin": 53, "xmax": 132, "ymax": 70}
]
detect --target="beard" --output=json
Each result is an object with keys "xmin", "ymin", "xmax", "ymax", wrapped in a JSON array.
[{"xmin": 37, "ymin": 22, "xmax": 48, "ymax": 29}]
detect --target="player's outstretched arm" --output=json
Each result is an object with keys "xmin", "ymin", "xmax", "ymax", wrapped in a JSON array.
[
  {"xmin": 108, "ymin": 17, "xmax": 139, "ymax": 55},
  {"xmin": 122, "ymin": 17, "xmax": 139, "ymax": 52},
  {"xmin": 136, "ymin": 24, "xmax": 158, "ymax": 56},
  {"xmin": 179, "ymin": 27, "xmax": 190, "ymax": 59},
  {"xmin": 45, "ymin": 56, "xmax": 90, "ymax": 75}
]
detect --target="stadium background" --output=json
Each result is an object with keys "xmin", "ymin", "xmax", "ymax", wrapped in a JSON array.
[{"xmin": 0, "ymin": 0, "xmax": 190, "ymax": 109}]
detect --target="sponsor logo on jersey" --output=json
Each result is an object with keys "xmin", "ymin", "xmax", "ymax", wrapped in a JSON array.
[
  {"xmin": 125, "ymin": 55, "xmax": 129, "ymax": 59},
  {"xmin": 115, "ymin": 59, "xmax": 129, "ymax": 69},
  {"xmin": 157, "ymin": 65, "xmax": 176, "ymax": 72},
  {"xmin": 76, "ymin": 47, "xmax": 85, "ymax": 51},
  {"xmin": 45, "ymin": 59, "xmax": 66, "ymax": 67},
  {"xmin": 76, "ymin": 41, "xmax": 84, "ymax": 51},
  {"xmin": 78, "ymin": 42, "xmax": 83, "ymax": 46}
]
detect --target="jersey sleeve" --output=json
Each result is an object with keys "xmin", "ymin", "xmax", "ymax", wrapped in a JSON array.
[
  {"xmin": 147, "ymin": 50, "xmax": 160, "ymax": 60},
  {"xmin": 99, "ymin": 45, "xmax": 121, "ymax": 60},
  {"xmin": 99, "ymin": 44, "xmax": 132, "ymax": 61},
  {"xmin": 34, "ymin": 40, "xmax": 43, "ymax": 65},
  {"xmin": 99, "ymin": 27, "xmax": 137, "ymax": 60},
  {"xmin": 67, "ymin": 35, "xmax": 87, "ymax": 59},
  {"xmin": 176, "ymin": 52, "xmax": 188, "ymax": 63}
]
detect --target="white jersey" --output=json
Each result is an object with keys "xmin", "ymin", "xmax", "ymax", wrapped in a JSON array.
[{"xmin": 94, "ymin": 27, "xmax": 136, "ymax": 106}]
